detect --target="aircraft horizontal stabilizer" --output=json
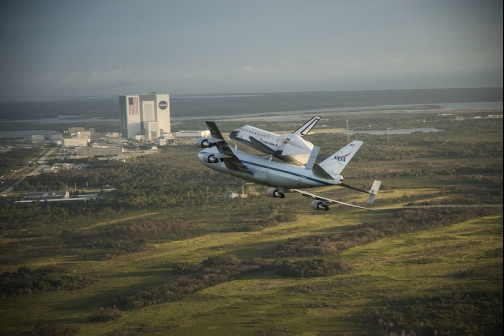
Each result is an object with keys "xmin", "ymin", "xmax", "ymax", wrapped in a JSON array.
[
  {"xmin": 366, "ymin": 180, "xmax": 382, "ymax": 204},
  {"xmin": 312, "ymin": 163, "xmax": 335, "ymax": 180},
  {"xmin": 305, "ymin": 146, "xmax": 320, "ymax": 170}
]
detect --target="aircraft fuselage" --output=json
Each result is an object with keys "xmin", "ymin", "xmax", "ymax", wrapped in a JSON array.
[{"xmin": 198, "ymin": 147, "xmax": 342, "ymax": 189}]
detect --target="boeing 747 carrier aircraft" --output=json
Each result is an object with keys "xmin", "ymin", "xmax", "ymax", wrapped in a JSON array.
[{"xmin": 197, "ymin": 121, "xmax": 381, "ymax": 211}]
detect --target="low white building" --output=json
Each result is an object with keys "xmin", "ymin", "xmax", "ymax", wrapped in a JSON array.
[
  {"xmin": 63, "ymin": 138, "xmax": 89, "ymax": 147},
  {"xmin": 75, "ymin": 147, "xmax": 123, "ymax": 157},
  {"xmin": 75, "ymin": 131, "xmax": 91, "ymax": 138},
  {"xmin": 24, "ymin": 191, "xmax": 69, "ymax": 200},
  {"xmin": 154, "ymin": 138, "xmax": 167, "ymax": 146},
  {"xmin": 45, "ymin": 133, "xmax": 64, "ymax": 141},
  {"xmin": 25, "ymin": 134, "xmax": 45, "ymax": 143},
  {"xmin": 175, "ymin": 130, "xmax": 210, "ymax": 138}
]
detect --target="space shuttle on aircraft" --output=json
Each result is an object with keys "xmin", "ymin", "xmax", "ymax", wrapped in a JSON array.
[
  {"xmin": 229, "ymin": 116, "xmax": 321, "ymax": 166},
  {"xmin": 197, "ymin": 121, "xmax": 381, "ymax": 211}
]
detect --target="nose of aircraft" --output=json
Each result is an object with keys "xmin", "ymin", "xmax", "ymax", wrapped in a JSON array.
[{"xmin": 229, "ymin": 130, "xmax": 239, "ymax": 139}]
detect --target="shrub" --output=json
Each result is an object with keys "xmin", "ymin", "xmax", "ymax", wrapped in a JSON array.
[{"xmin": 89, "ymin": 306, "xmax": 122, "ymax": 322}]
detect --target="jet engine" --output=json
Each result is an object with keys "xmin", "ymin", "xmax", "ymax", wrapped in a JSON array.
[
  {"xmin": 311, "ymin": 200, "xmax": 329, "ymax": 211},
  {"xmin": 196, "ymin": 138, "xmax": 214, "ymax": 148},
  {"xmin": 267, "ymin": 187, "xmax": 285, "ymax": 198},
  {"xmin": 202, "ymin": 153, "xmax": 219, "ymax": 163}
]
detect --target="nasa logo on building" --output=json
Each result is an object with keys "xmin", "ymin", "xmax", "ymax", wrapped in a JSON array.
[{"xmin": 158, "ymin": 101, "xmax": 168, "ymax": 110}]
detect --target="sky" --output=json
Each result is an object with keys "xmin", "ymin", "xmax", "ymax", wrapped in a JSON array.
[{"xmin": 0, "ymin": 0, "xmax": 502, "ymax": 99}]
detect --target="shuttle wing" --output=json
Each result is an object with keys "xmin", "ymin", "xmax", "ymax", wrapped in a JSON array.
[
  {"xmin": 206, "ymin": 121, "xmax": 253, "ymax": 174},
  {"xmin": 249, "ymin": 137, "xmax": 276, "ymax": 155}
]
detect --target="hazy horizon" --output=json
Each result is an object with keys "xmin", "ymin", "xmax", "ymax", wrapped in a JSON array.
[
  {"xmin": 1, "ymin": 86, "xmax": 503, "ymax": 104},
  {"xmin": 1, "ymin": 1, "xmax": 502, "ymax": 99}
]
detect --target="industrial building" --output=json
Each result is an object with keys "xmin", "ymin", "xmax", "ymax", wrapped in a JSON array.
[
  {"xmin": 23, "ymin": 191, "xmax": 69, "ymax": 201},
  {"xmin": 175, "ymin": 130, "xmax": 210, "ymax": 138},
  {"xmin": 119, "ymin": 93, "xmax": 171, "ymax": 140},
  {"xmin": 63, "ymin": 138, "xmax": 89, "ymax": 147},
  {"xmin": 24, "ymin": 133, "xmax": 64, "ymax": 144},
  {"xmin": 75, "ymin": 147, "xmax": 123, "ymax": 157},
  {"xmin": 45, "ymin": 133, "xmax": 64, "ymax": 141},
  {"xmin": 25, "ymin": 134, "xmax": 45, "ymax": 143}
]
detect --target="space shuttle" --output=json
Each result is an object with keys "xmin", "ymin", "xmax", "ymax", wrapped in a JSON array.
[{"xmin": 229, "ymin": 116, "xmax": 321, "ymax": 166}]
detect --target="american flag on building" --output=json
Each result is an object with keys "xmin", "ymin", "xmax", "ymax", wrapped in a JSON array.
[{"xmin": 128, "ymin": 97, "xmax": 139, "ymax": 115}]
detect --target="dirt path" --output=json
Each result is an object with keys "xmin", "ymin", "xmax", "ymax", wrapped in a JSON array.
[{"xmin": 87, "ymin": 212, "xmax": 160, "ymax": 229}]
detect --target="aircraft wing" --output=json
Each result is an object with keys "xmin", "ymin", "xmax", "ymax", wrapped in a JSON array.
[
  {"xmin": 206, "ymin": 121, "xmax": 253, "ymax": 174},
  {"xmin": 290, "ymin": 189, "xmax": 374, "ymax": 210},
  {"xmin": 339, "ymin": 183, "xmax": 372, "ymax": 194}
]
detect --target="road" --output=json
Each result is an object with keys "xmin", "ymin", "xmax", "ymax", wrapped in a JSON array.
[
  {"xmin": 0, "ymin": 148, "xmax": 57, "ymax": 194},
  {"xmin": 26, "ymin": 148, "xmax": 57, "ymax": 176},
  {"xmin": 0, "ymin": 145, "xmax": 12, "ymax": 155}
]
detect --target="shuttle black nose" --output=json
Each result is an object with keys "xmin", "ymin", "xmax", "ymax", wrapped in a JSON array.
[{"xmin": 229, "ymin": 130, "xmax": 239, "ymax": 139}]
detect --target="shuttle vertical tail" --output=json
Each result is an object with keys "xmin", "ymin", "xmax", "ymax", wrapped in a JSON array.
[{"xmin": 292, "ymin": 116, "xmax": 321, "ymax": 136}]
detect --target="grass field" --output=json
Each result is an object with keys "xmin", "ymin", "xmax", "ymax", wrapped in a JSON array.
[
  {"xmin": 1, "ymin": 207, "xmax": 501, "ymax": 335},
  {"xmin": 0, "ymin": 109, "xmax": 502, "ymax": 335}
]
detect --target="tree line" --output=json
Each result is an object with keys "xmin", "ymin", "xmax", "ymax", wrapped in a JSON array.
[{"xmin": 0, "ymin": 265, "xmax": 96, "ymax": 298}]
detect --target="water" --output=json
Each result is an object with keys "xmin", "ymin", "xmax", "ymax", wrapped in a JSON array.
[
  {"xmin": 434, "ymin": 102, "xmax": 503, "ymax": 110},
  {"xmin": 0, "ymin": 127, "xmax": 441, "ymax": 139},
  {"xmin": 348, "ymin": 128, "xmax": 440, "ymax": 135},
  {"xmin": 0, "ymin": 116, "xmax": 120, "ymax": 124},
  {"xmin": 1, "ymin": 101, "xmax": 500, "ymax": 124},
  {"xmin": 171, "ymin": 102, "xmax": 503, "ymax": 121},
  {"xmin": 0, "ymin": 88, "xmax": 501, "ymax": 138}
]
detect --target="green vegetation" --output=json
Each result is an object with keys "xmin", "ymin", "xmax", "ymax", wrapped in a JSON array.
[
  {"xmin": 0, "ymin": 147, "xmax": 40, "ymax": 176},
  {"xmin": 0, "ymin": 265, "xmax": 97, "ymax": 297},
  {"xmin": 0, "ymin": 108, "xmax": 502, "ymax": 335}
]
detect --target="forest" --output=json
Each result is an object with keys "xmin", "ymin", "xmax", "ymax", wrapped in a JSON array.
[{"xmin": 0, "ymin": 108, "xmax": 502, "ymax": 336}]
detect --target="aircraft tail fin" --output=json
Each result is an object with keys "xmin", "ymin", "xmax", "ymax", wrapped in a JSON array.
[
  {"xmin": 319, "ymin": 140, "xmax": 363, "ymax": 175},
  {"xmin": 304, "ymin": 146, "xmax": 339, "ymax": 180},
  {"xmin": 366, "ymin": 180, "xmax": 382, "ymax": 204},
  {"xmin": 293, "ymin": 116, "xmax": 321, "ymax": 136}
]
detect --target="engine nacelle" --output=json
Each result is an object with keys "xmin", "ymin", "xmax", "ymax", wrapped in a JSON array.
[
  {"xmin": 196, "ymin": 138, "xmax": 213, "ymax": 148},
  {"xmin": 311, "ymin": 200, "xmax": 329, "ymax": 211},
  {"xmin": 202, "ymin": 153, "xmax": 220, "ymax": 163},
  {"xmin": 267, "ymin": 187, "xmax": 285, "ymax": 198}
]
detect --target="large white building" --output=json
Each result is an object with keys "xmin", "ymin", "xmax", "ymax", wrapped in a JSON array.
[{"xmin": 119, "ymin": 93, "xmax": 171, "ymax": 140}]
